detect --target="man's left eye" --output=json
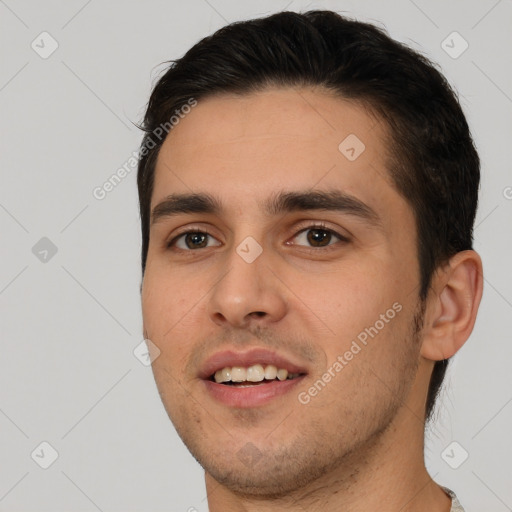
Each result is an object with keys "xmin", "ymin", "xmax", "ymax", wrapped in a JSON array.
[{"xmin": 291, "ymin": 227, "xmax": 345, "ymax": 248}]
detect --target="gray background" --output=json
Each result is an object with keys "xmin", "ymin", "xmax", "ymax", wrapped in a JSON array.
[{"xmin": 1, "ymin": 0, "xmax": 511, "ymax": 510}]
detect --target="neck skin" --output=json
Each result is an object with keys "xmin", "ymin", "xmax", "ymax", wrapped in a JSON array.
[{"xmin": 205, "ymin": 359, "xmax": 453, "ymax": 512}]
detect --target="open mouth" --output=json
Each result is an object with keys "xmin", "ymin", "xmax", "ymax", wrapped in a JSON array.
[
  {"xmin": 209, "ymin": 364, "xmax": 306, "ymax": 386},
  {"xmin": 201, "ymin": 351, "xmax": 310, "ymax": 407}
]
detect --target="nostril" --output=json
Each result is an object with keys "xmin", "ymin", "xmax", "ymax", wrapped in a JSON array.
[{"xmin": 251, "ymin": 311, "xmax": 266, "ymax": 317}]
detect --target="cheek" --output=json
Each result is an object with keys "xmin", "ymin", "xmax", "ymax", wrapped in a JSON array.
[
  {"xmin": 291, "ymin": 256, "xmax": 400, "ymax": 338},
  {"xmin": 142, "ymin": 274, "xmax": 192, "ymax": 407},
  {"xmin": 142, "ymin": 260, "xmax": 213, "ymax": 376},
  {"xmin": 142, "ymin": 257, "xmax": 194, "ymax": 331}
]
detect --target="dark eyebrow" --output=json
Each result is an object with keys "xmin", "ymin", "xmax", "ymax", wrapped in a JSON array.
[
  {"xmin": 151, "ymin": 193, "xmax": 222, "ymax": 225},
  {"xmin": 151, "ymin": 190, "xmax": 381, "ymax": 227},
  {"xmin": 263, "ymin": 190, "xmax": 381, "ymax": 225}
]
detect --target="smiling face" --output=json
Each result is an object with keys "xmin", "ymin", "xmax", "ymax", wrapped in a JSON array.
[{"xmin": 141, "ymin": 87, "xmax": 430, "ymax": 496}]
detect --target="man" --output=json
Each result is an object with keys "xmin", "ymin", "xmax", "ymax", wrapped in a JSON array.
[{"xmin": 137, "ymin": 10, "xmax": 482, "ymax": 511}]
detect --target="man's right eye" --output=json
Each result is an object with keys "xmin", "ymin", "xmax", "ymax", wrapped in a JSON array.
[{"xmin": 168, "ymin": 231, "xmax": 221, "ymax": 250}]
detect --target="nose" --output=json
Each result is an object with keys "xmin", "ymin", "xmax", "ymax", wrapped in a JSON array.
[{"xmin": 207, "ymin": 241, "xmax": 288, "ymax": 329}]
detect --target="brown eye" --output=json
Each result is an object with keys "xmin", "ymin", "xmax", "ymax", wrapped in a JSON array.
[
  {"xmin": 184, "ymin": 232, "xmax": 208, "ymax": 249},
  {"xmin": 170, "ymin": 231, "xmax": 221, "ymax": 250},
  {"xmin": 307, "ymin": 228, "xmax": 332, "ymax": 247},
  {"xmin": 292, "ymin": 227, "xmax": 344, "ymax": 248}
]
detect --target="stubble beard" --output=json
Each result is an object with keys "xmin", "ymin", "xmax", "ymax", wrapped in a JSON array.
[{"xmin": 160, "ymin": 300, "xmax": 426, "ymax": 499}]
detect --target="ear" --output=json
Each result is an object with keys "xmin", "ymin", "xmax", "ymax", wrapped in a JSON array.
[{"xmin": 420, "ymin": 250, "xmax": 483, "ymax": 361}]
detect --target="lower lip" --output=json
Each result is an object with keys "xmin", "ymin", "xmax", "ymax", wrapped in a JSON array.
[{"xmin": 202, "ymin": 377, "xmax": 306, "ymax": 408}]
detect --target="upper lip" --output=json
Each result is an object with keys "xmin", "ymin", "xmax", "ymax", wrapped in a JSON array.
[{"xmin": 198, "ymin": 348, "xmax": 309, "ymax": 380}]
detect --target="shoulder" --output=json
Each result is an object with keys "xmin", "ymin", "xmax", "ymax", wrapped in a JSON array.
[{"xmin": 440, "ymin": 486, "xmax": 466, "ymax": 512}]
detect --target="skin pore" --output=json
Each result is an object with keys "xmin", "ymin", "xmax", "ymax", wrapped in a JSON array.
[{"xmin": 141, "ymin": 87, "xmax": 483, "ymax": 511}]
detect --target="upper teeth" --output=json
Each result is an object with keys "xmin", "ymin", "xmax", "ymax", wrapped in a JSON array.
[{"xmin": 214, "ymin": 364, "xmax": 300, "ymax": 383}]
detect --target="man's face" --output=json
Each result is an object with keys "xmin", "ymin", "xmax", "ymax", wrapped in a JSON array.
[{"xmin": 141, "ymin": 88, "xmax": 427, "ymax": 495}]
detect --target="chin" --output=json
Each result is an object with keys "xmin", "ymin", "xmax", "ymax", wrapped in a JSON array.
[{"xmin": 199, "ymin": 444, "xmax": 341, "ymax": 499}]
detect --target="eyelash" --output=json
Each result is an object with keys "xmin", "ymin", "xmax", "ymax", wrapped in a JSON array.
[{"xmin": 166, "ymin": 222, "xmax": 349, "ymax": 252}]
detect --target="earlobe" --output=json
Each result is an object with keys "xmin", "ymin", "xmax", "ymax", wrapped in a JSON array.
[{"xmin": 420, "ymin": 250, "xmax": 483, "ymax": 361}]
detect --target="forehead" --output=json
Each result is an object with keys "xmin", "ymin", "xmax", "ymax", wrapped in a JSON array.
[{"xmin": 152, "ymin": 87, "xmax": 398, "ymax": 216}]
